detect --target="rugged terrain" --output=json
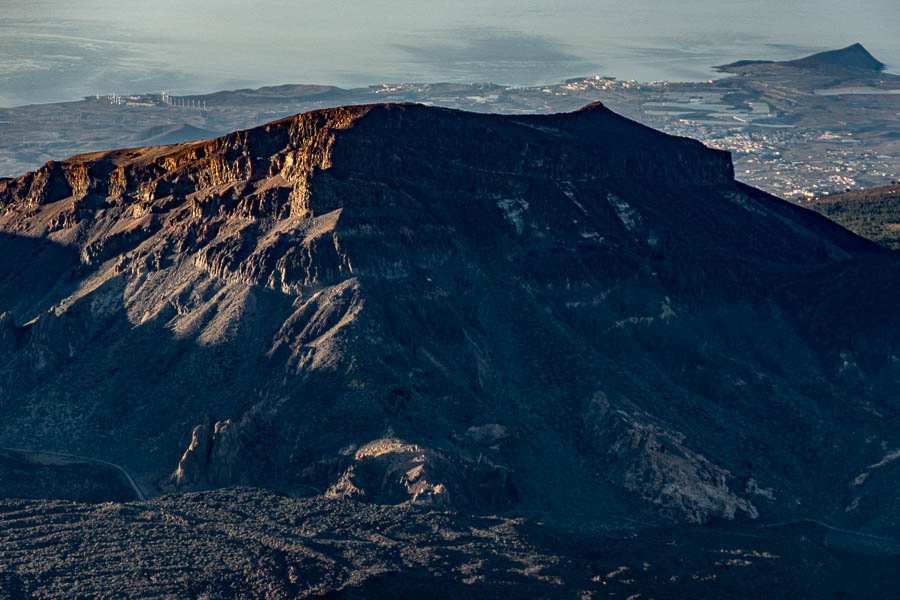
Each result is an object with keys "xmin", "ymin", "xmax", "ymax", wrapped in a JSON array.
[
  {"xmin": 3, "ymin": 487, "xmax": 900, "ymax": 599},
  {"xmin": 808, "ymin": 184, "xmax": 900, "ymax": 249},
  {"xmin": 1, "ymin": 101, "xmax": 899, "ymax": 595}
]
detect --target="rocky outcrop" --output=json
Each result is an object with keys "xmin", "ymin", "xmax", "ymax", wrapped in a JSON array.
[
  {"xmin": 584, "ymin": 393, "xmax": 757, "ymax": 523},
  {"xmin": 172, "ymin": 419, "xmax": 249, "ymax": 488},
  {"xmin": 325, "ymin": 439, "xmax": 517, "ymax": 511}
]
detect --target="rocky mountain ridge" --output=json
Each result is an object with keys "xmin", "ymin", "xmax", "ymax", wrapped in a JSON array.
[
  {"xmin": 717, "ymin": 42, "xmax": 887, "ymax": 72},
  {"xmin": 0, "ymin": 102, "xmax": 898, "ymax": 532}
]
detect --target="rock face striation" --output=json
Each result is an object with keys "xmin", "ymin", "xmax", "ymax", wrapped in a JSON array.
[{"xmin": 0, "ymin": 102, "xmax": 898, "ymax": 529}]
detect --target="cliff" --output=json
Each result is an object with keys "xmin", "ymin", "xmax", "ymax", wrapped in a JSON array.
[{"xmin": 0, "ymin": 102, "xmax": 897, "ymax": 532}]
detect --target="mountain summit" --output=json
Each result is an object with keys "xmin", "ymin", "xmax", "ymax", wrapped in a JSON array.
[
  {"xmin": 717, "ymin": 42, "xmax": 887, "ymax": 73},
  {"xmin": 783, "ymin": 42, "xmax": 886, "ymax": 71},
  {"xmin": 0, "ymin": 102, "xmax": 898, "ymax": 530}
]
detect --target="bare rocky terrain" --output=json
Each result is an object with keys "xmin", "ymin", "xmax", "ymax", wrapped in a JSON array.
[
  {"xmin": 3, "ymin": 488, "xmax": 900, "ymax": 599},
  {"xmin": 0, "ymin": 100, "xmax": 899, "ymax": 596}
]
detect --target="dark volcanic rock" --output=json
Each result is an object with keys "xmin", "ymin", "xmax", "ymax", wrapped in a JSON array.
[
  {"xmin": 583, "ymin": 392, "xmax": 757, "ymax": 523},
  {"xmin": 324, "ymin": 438, "xmax": 517, "ymax": 511},
  {"xmin": 0, "ymin": 102, "xmax": 898, "ymax": 536},
  {"xmin": 2, "ymin": 488, "xmax": 900, "ymax": 599},
  {"xmin": 171, "ymin": 418, "xmax": 250, "ymax": 488},
  {"xmin": 719, "ymin": 43, "xmax": 887, "ymax": 74}
]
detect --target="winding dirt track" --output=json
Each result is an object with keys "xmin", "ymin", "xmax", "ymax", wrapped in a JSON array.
[
  {"xmin": 761, "ymin": 517, "xmax": 900, "ymax": 545},
  {"xmin": 4, "ymin": 447, "xmax": 900, "ymax": 555},
  {"xmin": 1, "ymin": 447, "xmax": 148, "ymax": 501}
]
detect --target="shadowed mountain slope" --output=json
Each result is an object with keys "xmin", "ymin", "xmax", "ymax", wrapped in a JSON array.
[{"xmin": 0, "ymin": 102, "xmax": 898, "ymax": 536}]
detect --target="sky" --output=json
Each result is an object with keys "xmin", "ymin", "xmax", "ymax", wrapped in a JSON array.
[{"xmin": 1, "ymin": 0, "xmax": 899, "ymax": 106}]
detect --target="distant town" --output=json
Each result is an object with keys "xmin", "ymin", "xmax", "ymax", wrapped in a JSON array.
[{"xmin": 1, "ymin": 46, "xmax": 898, "ymax": 203}]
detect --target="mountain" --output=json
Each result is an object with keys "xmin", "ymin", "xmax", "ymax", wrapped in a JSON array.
[
  {"xmin": 808, "ymin": 185, "xmax": 900, "ymax": 250},
  {"xmin": 782, "ymin": 43, "xmax": 886, "ymax": 71},
  {"xmin": 1, "ymin": 100, "xmax": 900, "ymax": 561},
  {"xmin": 717, "ymin": 43, "xmax": 886, "ymax": 73}
]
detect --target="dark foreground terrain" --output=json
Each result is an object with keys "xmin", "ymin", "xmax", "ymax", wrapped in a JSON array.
[{"xmin": 2, "ymin": 488, "xmax": 900, "ymax": 599}]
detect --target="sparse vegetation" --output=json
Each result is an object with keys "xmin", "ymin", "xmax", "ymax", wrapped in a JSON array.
[{"xmin": 809, "ymin": 185, "xmax": 900, "ymax": 249}]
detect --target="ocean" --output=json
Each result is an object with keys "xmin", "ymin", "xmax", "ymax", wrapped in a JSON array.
[{"xmin": 1, "ymin": 0, "xmax": 898, "ymax": 107}]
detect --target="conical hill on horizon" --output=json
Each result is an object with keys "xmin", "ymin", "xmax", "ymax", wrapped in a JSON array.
[{"xmin": 717, "ymin": 42, "xmax": 887, "ymax": 72}]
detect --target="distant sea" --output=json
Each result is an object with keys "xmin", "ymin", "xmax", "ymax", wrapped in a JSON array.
[{"xmin": 1, "ymin": 0, "xmax": 898, "ymax": 107}]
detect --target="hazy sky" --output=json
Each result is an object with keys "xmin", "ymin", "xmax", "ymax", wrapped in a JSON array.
[{"xmin": 1, "ymin": 0, "xmax": 899, "ymax": 105}]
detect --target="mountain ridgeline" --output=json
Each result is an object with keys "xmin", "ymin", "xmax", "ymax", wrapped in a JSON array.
[
  {"xmin": 717, "ymin": 42, "xmax": 887, "ymax": 72},
  {"xmin": 0, "ymin": 102, "xmax": 899, "ymax": 533}
]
